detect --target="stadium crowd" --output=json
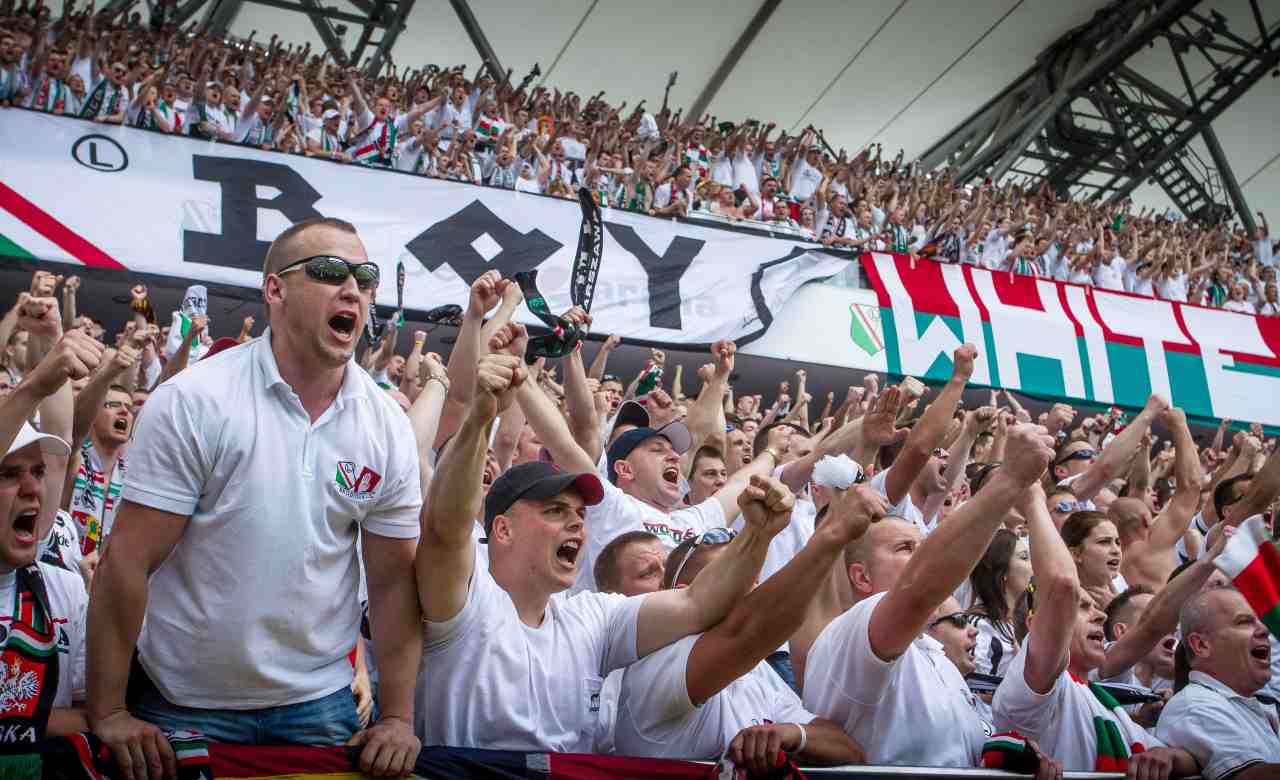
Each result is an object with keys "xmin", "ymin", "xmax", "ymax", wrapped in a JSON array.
[
  {"xmin": 3, "ymin": 0, "xmax": 1280, "ymax": 312},
  {"xmin": 1, "ymin": 219, "xmax": 1279, "ymax": 779},
  {"xmin": 3, "ymin": 1, "xmax": 1280, "ymax": 779}
]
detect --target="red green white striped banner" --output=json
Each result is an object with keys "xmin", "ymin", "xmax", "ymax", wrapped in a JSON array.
[{"xmin": 1213, "ymin": 515, "xmax": 1280, "ymax": 637}]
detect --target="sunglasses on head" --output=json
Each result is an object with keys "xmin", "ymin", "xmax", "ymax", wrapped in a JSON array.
[
  {"xmin": 276, "ymin": 255, "xmax": 380, "ymax": 291},
  {"xmin": 1054, "ymin": 499, "xmax": 1085, "ymax": 514},
  {"xmin": 1055, "ymin": 448, "xmax": 1096, "ymax": 466},
  {"xmin": 929, "ymin": 612, "xmax": 969, "ymax": 630},
  {"xmin": 670, "ymin": 527, "xmax": 737, "ymax": 587}
]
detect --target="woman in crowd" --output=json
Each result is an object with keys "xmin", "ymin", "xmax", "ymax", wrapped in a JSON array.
[{"xmin": 966, "ymin": 529, "xmax": 1032, "ymax": 678}]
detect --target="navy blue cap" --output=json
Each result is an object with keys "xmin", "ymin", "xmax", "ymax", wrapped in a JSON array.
[
  {"xmin": 605, "ymin": 421, "xmax": 693, "ymax": 484},
  {"xmin": 483, "ymin": 461, "xmax": 604, "ymax": 538}
]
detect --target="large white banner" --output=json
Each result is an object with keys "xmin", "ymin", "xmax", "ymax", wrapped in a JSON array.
[{"xmin": 0, "ymin": 110, "xmax": 849, "ymax": 346}]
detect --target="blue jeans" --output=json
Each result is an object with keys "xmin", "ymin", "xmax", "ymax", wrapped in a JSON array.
[
  {"xmin": 766, "ymin": 650, "xmax": 799, "ymax": 694},
  {"xmin": 131, "ymin": 670, "xmax": 360, "ymax": 745}
]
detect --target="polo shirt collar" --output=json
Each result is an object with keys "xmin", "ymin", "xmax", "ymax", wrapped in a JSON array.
[
  {"xmin": 1189, "ymin": 670, "xmax": 1251, "ymax": 700},
  {"xmin": 257, "ymin": 327, "xmax": 368, "ymax": 405}
]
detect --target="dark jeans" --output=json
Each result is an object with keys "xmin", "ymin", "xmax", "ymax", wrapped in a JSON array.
[
  {"xmin": 766, "ymin": 650, "xmax": 799, "ymax": 694},
  {"xmin": 130, "ymin": 664, "xmax": 359, "ymax": 745}
]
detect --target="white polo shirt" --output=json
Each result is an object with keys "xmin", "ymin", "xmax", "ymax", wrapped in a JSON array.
[
  {"xmin": 122, "ymin": 333, "xmax": 422, "ymax": 709},
  {"xmin": 802, "ymin": 592, "xmax": 988, "ymax": 766},
  {"xmin": 576, "ymin": 480, "xmax": 724, "ymax": 592},
  {"xmin": 613, "ymin": 633, "xmax": 814, "ymax": 760},
  {"xmin": 1156, "ymin": 671, "xmax": 1280, "ymax": 780},
  {"xmin": 415, "ymin": 553, "xmax": 645, "ymax": 752},
  {"xmin": 992, "ymin": 640, "xmax": 1163, "ymax": 770}
]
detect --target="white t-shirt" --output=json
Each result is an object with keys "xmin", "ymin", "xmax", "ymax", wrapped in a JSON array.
[
  {"xmin": 122, "ymin": 333, "xmax": 422, "ymax": 709},
  {"xmin": 992, "ymin": 640, "xmax": 1163, "ymax": 771},
  {"xmin": 1093, "ymin": 256, "xmax": 1128, "ymax": 291},
  {"xmin": 613, "ymin": 633, "xmax": 814, "ymax": 760},
  {"xmin": 868, "ymin": 466, "xmax": 929, "ymax": 530},
  {"xmin": 1156, "ymin": 671, "xmax": 1280, "ymax": 780},
  {"xmin": 577, "ymin": 480, "xmax": 724, "ymax": 592},
  {"xmin": 733, "ymin": 494, "xmax": 815, "ymax": 585},
  {"xmin": 415, "ymin": 556, "xmax": 644, "ymax": 752},
  {"xmin": 802, "ymin": 592, "xmax": 988, "ymax": 766},
  {"xmin": 38, "ymin": 509, "xmax": 82, "ymax": 574},
  {"xmin": 0, "ymin": 564, "xmax": 88, "ymax": 710}
]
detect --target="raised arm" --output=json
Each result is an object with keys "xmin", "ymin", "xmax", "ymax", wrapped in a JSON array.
[
  {"xmin": 416, "ymin": 352, "xmax": 525, "ymax": 622},
  {"xmin": 1021, "ymin": 480, "xmax": 1080, "ymax": 693},
  {"xmin": 1068, "ymin": 394, "xmax": 1167, "ymax": 501},
  {"xmin": 922, "ymin": 406, "xmax": 994, "ymax": 520},
  {"xmin": 1225, "ymin": 443, "xmax": 1280, "ymax": 527},
  {"xmin": 1145, "ymin": 408, "xmax": 1200, "ymax": 551},
  {"xmin": 634, "ymin": 477, "xmax": 788, "ymax": 658},
  {"xmin": 882, "ymin": 344, "xmax": 977, "ymax": 504},
  {"xmin": 687, "ymin": 482, "xmax": 887, "ymax": 703},
  {"xmin": 869, "ymin": 424, "xmax": 1054, "ymax": 661}
]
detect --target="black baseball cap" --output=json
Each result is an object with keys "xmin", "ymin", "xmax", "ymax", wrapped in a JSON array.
[
  {"xmin": 606, "ymin": 421, "xmax": 693, "ymax": 484},
  {"xmin": 610, "ymin": 400, "xmax": 650, "ymax": 436},
  {"xmin": 483, "ymin": 461, "xmax": 604, "ymax": 538}
]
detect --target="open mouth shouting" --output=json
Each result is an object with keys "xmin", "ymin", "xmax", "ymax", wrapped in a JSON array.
[
  {"xmin": 555, "ymin": 539, "xmax": 582, "ymax": 569},
  {"xmin": 661, "ymin": 466, "xmax": 680, "ymax": 486},
  {"xmin": 1106, "ymin": 557, "xmax": 1121, "ymax": 572},
  {"xmin": 328, "ymin": 311, "xmax": 358, "ymax": 343},
  {"xmin": 11, "ymin": 508, "xmax": 37, "ymax": 547},
  {"xmin": 112, "ymin": 418, "xmax": 130, "ymax": 433},
  {"xmin": 1086, "ymin": 628, "xmax": 1106, "ymax": 650},
  {"xmin": 1251, "ymin": 641, "xmax": 1271, "ymax": 665}
]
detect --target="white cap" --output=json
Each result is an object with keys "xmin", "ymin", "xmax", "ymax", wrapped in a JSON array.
[
  {"xmin": 6, "ymin": 422, "xmax": 70, "ymax": 458},
  {"xmin": 322, "ymin": 108, "xmax": 341, "ymax": 120}
]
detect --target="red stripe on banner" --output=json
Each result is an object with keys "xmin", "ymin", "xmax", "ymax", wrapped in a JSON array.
[
  {"xmin": 548, "ymin": 752, "xmax": 708, "ymax": 779},
  {"xmin": 988, "ymin": 268, "xmax": 1044, "ymax": 311},
  {"xmin": 897, "ymin": 254, "xmax": 964, "ymax": 320},
  {"xmin": 211, "ymin": 744, "xmax": 352, "ymax": 777},
  {"xmin": 0, "ymin": 182, "xmax": 125, "ymax": 269},
  {"xmin": 859, "ymin": 254, "xmax": 893, "ymax": 308},
  {"xmin": 961, "ymin": 265, "xmax": 992, "ymax": 325},
  {"xmin": 1166, "ymin": 302, "xmax": 1203, "ymax": 357},
  {"xmin": 1054, "ymin": 284, "xmax": 1086, "ymax": 339},
  {"xmin": 1233, "ymin": 542, "xmax": 1280, "ymax": 622},
  {"xmin": 1084, "ymin": 290, "xmax": 1144, "ymax": 349},
  {"xmin": 1235, "ymin": 313, "xmax": 1280, "ymax": 369}
]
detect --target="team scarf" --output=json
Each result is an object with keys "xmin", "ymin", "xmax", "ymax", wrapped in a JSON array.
[
  {"xmin": 1071, "ymin": 674, "xmax": 1148, "ymax": 772},
  {"xmin": 684, "ymin": 144, "xmax": 709, "ymax": 181},
  {"xmin": 514, "ymin": 188, "xmax": 603, "ymax": 363},
  {"xmin": 1010, "ymin": 255, "xmax": 1037, "ymax": 276},
  {"xmin": 1213, "ymin": 514, "xmax": 1280, "ymax": 637},
  {"xmin": 822, "ymin": 214, "xmax": 848, "ymax": 243},
  {"xmin": 79, "ymin": 79, "xmax": 123, "ymax": 120},
  {"xmin": 0, "ymin": 564, "xmax": 61, "ymax": 762},
  {"xmin": 352, "ymin": 118, "xmax": 398, "ymax": 166},
  {"xmin": 885, "ymin": 221, "xmax": 911, "ymax": 253},
  {"xmin": 635, "ymin": 362, "xmax": 664, "ymax": 397},
  {"xmin": 1207, "ymin": 282, "xmax": 1228, "ymax": 308},
  {"xmin": 0, "ymin": 65, "xmax": 19, "ymax": 102},
  {"xmin": 626, "ymin": 179, "xmax": 649, "ymax": 211},
  {"xmin": 475, "ymin": 114, "xmax": 503, "ymax": 141},
  {"xmin": 31, "ymin": 75, "xmax": 65, "ymax": 113},
  {"xmin": 981, "ymin": 732, "xmax": 1041, "ymax": 774},
  {"xmin": 71, "ymin": 439, "xmax": 125, "ymax": 557}
]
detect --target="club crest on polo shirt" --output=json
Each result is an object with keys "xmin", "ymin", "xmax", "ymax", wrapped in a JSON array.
[{"xmin": 335, "ymin": 461, "xmax": 382, "ymax": 500}]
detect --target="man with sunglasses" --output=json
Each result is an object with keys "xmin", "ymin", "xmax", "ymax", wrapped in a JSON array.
[
  {"xmin": 1051, "ymin": 395, "xmax": 1167, "ymax": 508},
  {"xmin": 88, "ymin": 218, "xmax": 424, "ymax": 779},
  {"xmin": 612, "ymin": 481, "xmax": 877, "ymax": 770},
  {"xmin": 415, "ymin": 349, "xmax": 787, "ymax": 753},
  {"xmin": 802, "ymin": 423, "xmax": 1056, "ymax": 766}
]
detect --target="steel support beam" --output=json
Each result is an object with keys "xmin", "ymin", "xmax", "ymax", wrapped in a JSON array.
[
  {"xmin": 687, "ymin": 0, "xmax": 781, "ymax": 122},
  {"xmin": 201, "ymin": 0, "xmax": 244, "ymax": 35},
  {"xmin": 294, "ymin": 0, "xmax": 349, "ymax": 62},
  {"xmin": 447, "ymin": 0, "xmax": 503, "ymax": 81},
  {"xmin": 1200, "ymin": 126, "xmax": 1254, "ymax": 234},
  {"xmin": 917, "ymin": 0, "xmax": 1277, "ymax": 226},
  {"xmin": 360, "ymin": 0, "xmax": 415, "ymax": 76},
  {"xmin": 241, "ymin": 0, "xmax": 376, "ymax": 28}
]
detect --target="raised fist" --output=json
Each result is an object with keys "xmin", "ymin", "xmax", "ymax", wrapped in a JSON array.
[
  {"xmin": 736, "ymin": 474, "xmax": 794, "ymax": 539},
  {"xmin": 1000, "ymin": 424, "xmax": 1056, "ymax": 486}
]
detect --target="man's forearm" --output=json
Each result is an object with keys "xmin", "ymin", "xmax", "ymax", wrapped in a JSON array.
[
  {"xmin": 684, "ymin": 522, "xmax": 774, "ymax": 629},
  {"xmin": 515, "ymin": 381, "xmax": 594, "ymax": 474},
  {"xmin": 562, "ymin": 350, "xmax": 601, "ymax": 462},
  {"xmin": 424, "ymin": 411, "xmax": 489, "ymax": 545},
  {"xmin": 85, "ymin": 553, "xmax": 149, "ymax": 720},
  {"xmin": 1100, "ymin": 557, "xmax": 1215, "ymax": 678},
  {"xmin": 365, "ymin": 562, "xmax": 422, "ymax": 723},
  {"xmin": 1227, "ymin": 447, "xmax": 1280, "ymax": 526},
  {"xmin": 0, "ymin": 384, "xmax": 46, "ymax": 455},
  {"xmin": 1080, "ymin": 406, "xmax": 1156, "ymax": 499}
]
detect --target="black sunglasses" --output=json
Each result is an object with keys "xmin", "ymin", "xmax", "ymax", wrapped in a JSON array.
[
  {"xmin": 670, "ymin": 527, "xmax": 737, "ymax": 587},
  {"xmin": 929, "ymin": 612, "xmax": 970, "ymax": 630},
  {"xmin": 1054, "ymin": 448, "xmax": 1096, "ymax": 466},
  {"xmin": 276, "ymin": 255, "xmax": 380, "ymax": 291}
]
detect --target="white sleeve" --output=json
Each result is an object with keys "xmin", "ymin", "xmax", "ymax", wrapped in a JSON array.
[
  {"xmin": 600, "ymin": 592, "xmax": 644, "ymax": 674},
  {"xmin": 70, "ymin": 575, "xmax": 88, "ymax": 702},
  {"xmin": 991, "ymin": 639, "xmax": 1058, "ymax": 742},
  {"xmin": 360, "ymin": 413, "xmax": 423, "ymax": 539},
  {"xmin": 619, "ymin": 635, "xmax": 698, "ymax": 733},
  {"xmin": 119, "ymin": 382, "xmax": 209, "ymax": 516},
  {"xmin": 802, "ymin": 593, "xmax": 897, "ymax": 713},
  {"xmin": 766, "ymin": 667, "xmax": 816, "ymax": 725},
  {"xmin": 423, "ymin": 548, "xmax": 493, "ymax": 650}
]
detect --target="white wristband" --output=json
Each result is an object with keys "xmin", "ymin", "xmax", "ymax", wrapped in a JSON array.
[{"xmin": 793, "ymin": 722, "xmax": 807, "ymax": 755}]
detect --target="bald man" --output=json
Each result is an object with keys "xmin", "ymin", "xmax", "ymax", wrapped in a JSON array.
[
  {"xmin": 1114, "ymin": 409, "xmax": 1200, "ymax": 591},
  {"xmin": 87, "ymin": 218, "xmax": 424, "ymax": 778}
]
